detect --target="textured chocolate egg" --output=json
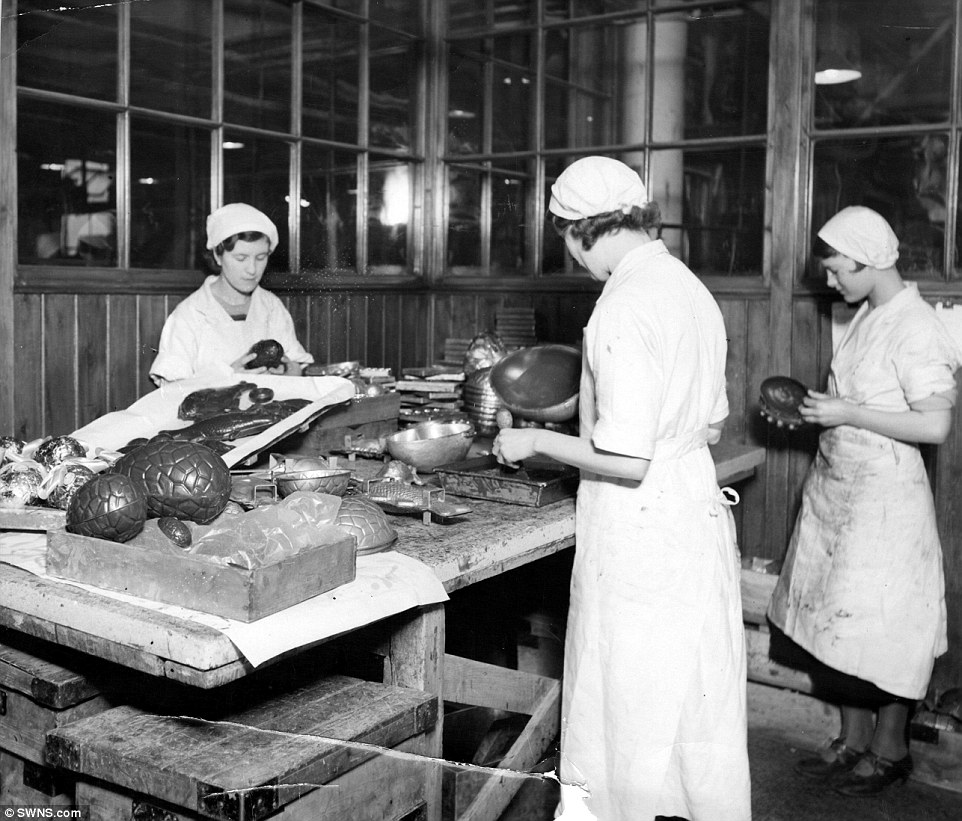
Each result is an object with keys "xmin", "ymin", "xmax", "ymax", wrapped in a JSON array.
[
  {"xmin": 113, "ymin": 439, "xmax": 231, "ymax": 524},
  {"xmin": 66, "ymin": 473, "xmax": 147, "ymax": 542},
  {"xmin": 158, "ymin": 516, "xmax": 192, "ymax": 548}
]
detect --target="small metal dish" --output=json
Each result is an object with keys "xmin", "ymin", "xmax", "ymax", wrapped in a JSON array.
[{"xmin": 275, "ymin": 468, "xmax": 353, "ymax": 497}]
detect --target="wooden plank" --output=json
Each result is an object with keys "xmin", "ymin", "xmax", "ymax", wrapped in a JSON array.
[
  {"xmin": 444, "ymin": 654, "xmax": 554, "ymax": 715},
  {"xmin": 106, "ymin": 294, "xmax": 141, "ymax": 412},
  {"xmin": 13, "ymin": 294, "xmax": 44, "ymax": 439},
  {"xmin": 0, "ymin": 0, "xmax": 15, "ymax": 434},
  {"xmin": 740, "ymin": 568, "xmax": 777, "ymax": 626},
  {"xmin": 0, "ymin": 635, "xmax": 103, "ymax": 708},
  {"xmin": 1, "ymin": 752, "xmax": 75, "ymax": 810},
  {"xmin": 745, "ymin": 625, "xmax": 813, "ymax": 694},
  {"xmin": 43, "ymin": 295, "xmax": 77, "ymax": 434},
  {"xmin": 458, "ymin": 680, "xmax": 561, "ymax": 821},
  {"xmin": 46, "ymin": 675, "xmax": 437, "ymax": 820},
  {"xmin": 76, "ymin": 294, "xmax": 108, "ymax": 428}
]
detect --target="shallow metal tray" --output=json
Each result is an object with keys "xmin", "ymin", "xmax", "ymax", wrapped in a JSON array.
[{"xmin": 434, "ymin": 455, "xmax": 579, "ymax": 507}]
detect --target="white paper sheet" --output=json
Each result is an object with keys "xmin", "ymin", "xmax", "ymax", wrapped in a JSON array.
[
  {"xmin": 70, "ymin": 374, "xmax": 356, "ymax": 466},
  {"xmin": 0, "ymin": 532, "xmax": 448, "ymax": 668}
]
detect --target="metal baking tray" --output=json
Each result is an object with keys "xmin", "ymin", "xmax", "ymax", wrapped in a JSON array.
[{"xmin": 434, "ymin": 455, "xmax": 579, "ymax": 507}]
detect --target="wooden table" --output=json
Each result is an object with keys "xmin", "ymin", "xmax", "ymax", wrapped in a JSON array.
[{"xmin": 0, "ymin": 440, "xmax": 764, "ymax": 821}]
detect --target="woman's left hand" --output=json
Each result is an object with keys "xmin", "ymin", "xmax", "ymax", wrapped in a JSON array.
[
  {"xmin": 799, "ymin": 390, "xmax": 852, "ymax": 427},
  {"xmin": 492, "ymin": 428, "xmax": 540, "ymax": 467}
]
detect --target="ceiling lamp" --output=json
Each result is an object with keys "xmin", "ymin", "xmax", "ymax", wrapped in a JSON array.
[{"xmin": 814, "ymin": 4, "xmax": 862, "ymax": 86}]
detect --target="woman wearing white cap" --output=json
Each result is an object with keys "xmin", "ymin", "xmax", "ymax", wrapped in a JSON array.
[
  {"xmin": 149, "ymin": 203, "xmax": 313, "ymax": 384},
  {"xmin": 768, "ymin": 206, "xmax": 962, "ymax": 796},
  {"xmin": 493, "ymin": 156, "xmax": 750, "ymax": 820}
]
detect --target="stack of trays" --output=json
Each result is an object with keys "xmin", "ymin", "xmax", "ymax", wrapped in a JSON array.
[
  {"xmin": 496, "ymin": 307, "xmax": 538, "ymax": 349},
  {"xmin": 462, "ymin": 367, "xmax": 505, "ymax": 436}
]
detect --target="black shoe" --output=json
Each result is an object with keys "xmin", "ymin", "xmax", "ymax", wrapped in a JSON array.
[
  {"xmin": 794, "ymin": 738, "xmax": 865, "ymax": 781},
  {"xmin": 834, "ymin": 750, "xmax": 913, "ymax": 796}
]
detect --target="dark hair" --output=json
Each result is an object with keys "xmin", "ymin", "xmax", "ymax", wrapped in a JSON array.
[
  {"xmin": 205, "ymin": 230, "xmax": 272, "ymax": 272},
  {"xmin": 812, "ymin": 235, "xmax": 866, "ymax": 272},
  {"xmin": 551, "ymin": 202, "xmax": 662, "ymax": 251}
]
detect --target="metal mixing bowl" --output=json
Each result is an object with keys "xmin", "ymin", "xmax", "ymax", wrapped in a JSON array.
[
  {"xmin": 489, "ymin": 344, "xmax": 581, "ymax": 423},
  {"xmin": 275, "ymin": 468, "xmax": 352, "ymax": 497},
  {"xmin": 385, "ymin": 420, "xmax": 475, "ymax": 472}
]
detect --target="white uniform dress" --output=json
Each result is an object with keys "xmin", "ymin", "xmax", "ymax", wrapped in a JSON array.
[
  {"xmin": 769, "ymin": 284, "xmax": 961, "ymax": 699},
  {"xmin": 559, "ymin": 241, "xmax": 751, "ymax": 821},
  {"xmin": 149, "ymin": 275, "xmax": 313, "ymax": 383}
]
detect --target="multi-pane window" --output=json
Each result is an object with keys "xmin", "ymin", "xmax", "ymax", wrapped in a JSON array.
[
  {"xmin": 445, "ymin": 1, "xmax": 772, "ymax": 278},
  {"xmin": 15, "ymin": 0, "xmax": 423, "ymax": 276},
  {"xmin": 809, "ymin": 0, "xmax": 960, "ymax": 281}
]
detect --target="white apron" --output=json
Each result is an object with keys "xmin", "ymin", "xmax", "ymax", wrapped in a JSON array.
[
  {"xmin": 768, "ymin": 427, "xmax": 946, "ymax": 699},
  {"xmin": 768, "ymin": 287, "xmax": 950, "ymax": 700},
  {"xmin": 559, "ymin": 430, "xmax": 751, "ymax": 821}
]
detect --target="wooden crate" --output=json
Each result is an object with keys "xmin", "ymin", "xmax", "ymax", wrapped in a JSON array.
[
  {"xmin": 279, "ymin": 394, "xmax": 400, "ymax": 457},
  {"xmin": 46, "ymin": 527, "xmax": 356, "ymax": 622},
  {"xmin": 45, "ymin": 674, "xmax": 438, "ymax": 821},
  {"xmin": 0, "ymin": 633, "xmax": 114, "ymax": 808}
]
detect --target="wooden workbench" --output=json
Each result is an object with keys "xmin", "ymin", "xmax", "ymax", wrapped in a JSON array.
[
  {"xmin": 0, "ymin": 441, "xmax": 764, "ymax": 821},
  {"xmin": 0, "ymin": 440, "xmax": 763, "ymax": 688}
]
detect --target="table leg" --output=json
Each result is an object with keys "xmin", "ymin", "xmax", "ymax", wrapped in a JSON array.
[{"xmin": 383, "ymin": 603, "xmax": 445, "ymax": 821}]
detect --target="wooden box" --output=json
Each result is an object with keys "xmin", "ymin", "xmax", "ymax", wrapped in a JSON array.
[
  {"xmin": 45, "ymin": 674, "xmax": 438, "ymax": 821},
  {"xmin": 279, "ymin": 393, "xmax": 400, "ymax": 457},
  {"xmin": 0, "ymin": 633, "xmax": 114, "ymax": 808},
  {"xmin": 45, "ymin": 528, "xmax": 357, "ymax": 622}
]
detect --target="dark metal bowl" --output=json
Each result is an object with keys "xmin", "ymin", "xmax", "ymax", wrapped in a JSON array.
[{"xmin": 489, "ymin": 344, "xmax": 581, "ymax": 423}]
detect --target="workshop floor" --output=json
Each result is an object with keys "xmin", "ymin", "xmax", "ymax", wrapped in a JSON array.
[{"xmin": 496, "ymin": 682, "xmax": 962, "ymax": 821}]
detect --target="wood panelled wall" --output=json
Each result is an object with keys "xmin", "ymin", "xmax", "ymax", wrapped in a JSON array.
[{"xmin": 11, "ymin": 283, "xmax": 962, "ymax": 687}]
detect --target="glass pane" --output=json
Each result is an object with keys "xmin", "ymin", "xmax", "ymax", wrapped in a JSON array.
[
  {"xmin": 544, "ymin": 25, "xmax": 620, "ymax": 150},
  {"xmin": 812, "ymin": 136, "xmax": 946, "ymax": 280},
  {"xmin": 224, "ymin": 0, "xmax": 291, "ymax": 131},
  {"xmin": 544, "ymin": 0, "xmax": 649, "ymax": 22},
  {"xmin": 492, "ymin": 61, "xmax": 533, "ymax": 153},
  {"xmin": 130, "ymin": 0, "xmax": 212, "ymax": 118},
  {"xmin": 370, "ymin": 0, "xmax": 422, "ymax": 35},
  {"xmin": 17, "ymin": 99, "xmax": 116, "ymax": 265},
  {"xmin": 370, "ymin": 29, "xmax": 417, "ymax": 150},
  {"xmin": 368, "ymin": 161, "xmax": 414, "ymax": 268},
  {"xmin": 16, "ymin": 1, "xmax": 117, "ymax": 101},
  {"xmin": 223, "ymin": 134, "xmax": 292, "ymax": 272},
  {"xmin": 654, "ymin": 5, "xmax": 770, "ymax": 141},
  {"xmin": 814, "ymin": 0, "xmax": 953, "ymax": 128},
  {"xmin": 303, "ymin": 6, "xmax": 360, "ymax": 145},
  {"xmin": 130, "ymin": 118, "xmax": 211, "ymax": 270},
  {"xmin": 654, "ymin": 146, "xmax": 765, "ymax": 275},
  {"xmin": 491, "ymin": 162, "xmax": 530, "ymax": 275},
  {"xmin": 301, "ymin": 147, "xmax": 357, "ymax": 271},
  {"xmin": 447, "ymin": 1, "xmax": 537, "ymax": 35},
  {"xmin": 447, "ymin": 167, "xmax": 482, "ymax": 268},
  {"xmin": 447, "ymin": 44, "xmax": 484, "ymax": 155}
]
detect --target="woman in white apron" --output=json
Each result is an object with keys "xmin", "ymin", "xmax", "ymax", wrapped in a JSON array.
[
  {"xmin": 149, "ymin": 203, "xmax": 313, "ymax": 384},
  {"xmin": 768, "ymin": 206, "xmax": 962, "ymax": 796},
  {"xmin": 493, "ymin": 157, "xmax": 751, "ymax": 821}
]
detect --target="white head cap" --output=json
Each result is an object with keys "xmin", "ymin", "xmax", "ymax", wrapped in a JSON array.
[
  {"xmin": 548, "ymin": 156, "xmax": 649, "ymax": 220},
  {"xmin": 206, "ymin": 203, "xmax": 279, "ymax": 252},
  {"xmin": 817, "ymin": 206, "xmax": 899, "ymax": 269}
]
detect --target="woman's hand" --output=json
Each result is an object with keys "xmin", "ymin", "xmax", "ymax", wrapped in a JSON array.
[
  {"xmin": 799, "ymin": 390, "xmax": 852, "ymax": 428},
  {"xmin": 269, "ymin": 357, "xmax": 305, "ymax": 376},
  {"xmin": 492, "ymin": 428, "xmax": 541, "ymax": 468},
  {"xmin": 231, "ymin": 352, "xmax": 267, "ymax": 374}
]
